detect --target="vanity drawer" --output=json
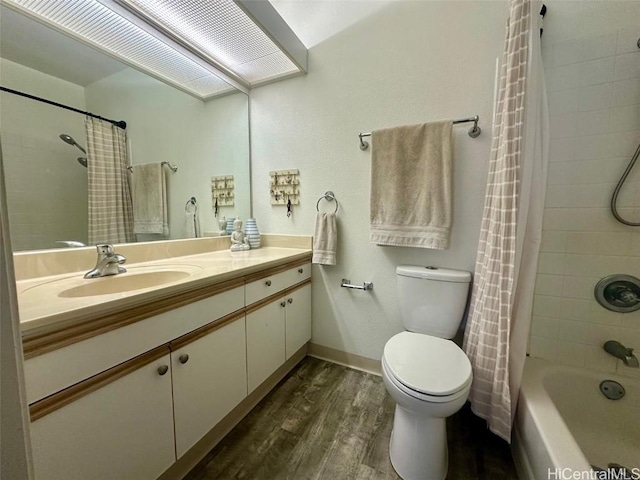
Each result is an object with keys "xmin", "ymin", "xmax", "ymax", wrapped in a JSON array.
[
  {"xmin": 245, "ymin": 263, "xmax": 311, "ymax": 305},
  {"xmin": 24, "ymin": 285, "xmax": 244, "ymax": 404}
]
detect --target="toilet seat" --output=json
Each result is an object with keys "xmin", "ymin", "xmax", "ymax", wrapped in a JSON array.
[{"xmin": 383, "ymin": 332, "xmax": 472, "ymax": 401}]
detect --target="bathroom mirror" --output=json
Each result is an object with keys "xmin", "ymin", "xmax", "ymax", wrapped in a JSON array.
[{"xmin": 0, "ymin": 4, "xmax": 250, "ymax": 251}]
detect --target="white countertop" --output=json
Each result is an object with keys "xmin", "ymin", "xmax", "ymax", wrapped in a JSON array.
[{"xmin": 18, "ymin": 246, "xmax": 311, "ymax": 335}]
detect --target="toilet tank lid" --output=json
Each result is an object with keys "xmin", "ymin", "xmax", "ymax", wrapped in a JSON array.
[{"xmin": 396, "ymin": 266, "xmax": 471, "ymax": 283}]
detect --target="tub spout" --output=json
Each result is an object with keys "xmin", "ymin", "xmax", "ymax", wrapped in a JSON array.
[{"xmin": 604, "ymin": 341, "xmax": 639, "ymax": 368}]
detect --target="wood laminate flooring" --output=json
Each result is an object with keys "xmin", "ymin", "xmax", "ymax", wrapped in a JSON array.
[{"xmin": 184, "ymin": 357, "xmax": 519, "ymax": 480}]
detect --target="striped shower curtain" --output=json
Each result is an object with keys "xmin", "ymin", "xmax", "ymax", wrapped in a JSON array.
[
  {"xmin": 463, "ymin": 0, "xmax": 548, "ymax": 442},
  {"xmin": 86, "ymin": 117, "xmax": 134, "ymax": 245}
]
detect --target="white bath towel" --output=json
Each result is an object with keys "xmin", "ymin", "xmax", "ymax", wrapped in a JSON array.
[
  {"xmin": 370, "ymin": 121, "xmax": 452, "ymax": 249},
  {"xmin": 132, "ymin": 163, "xmax": 169, "ymax": 236},
  {"xmin": 312, "ymin": 212, "xmax": 337, "ymax": 265}
]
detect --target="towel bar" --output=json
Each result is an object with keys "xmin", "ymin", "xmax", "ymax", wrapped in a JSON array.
[
  {"xmin": 127, "ymin": 161, "xmax": 178, "ymax": 172},
  {"xmin": 358, "ymin": 115, "xmax": 481, "ymax": 150},
  {"xmin": 341, "ymin": 279, "xmax": 373, "ymax": 291}
]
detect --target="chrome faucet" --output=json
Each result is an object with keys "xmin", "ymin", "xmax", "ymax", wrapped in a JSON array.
[
  {"xmin": 604, "ymin": 340, "xmax": 639, "ymax": 368},
  {"xmin": 84, "ymin": 244, "xmax": 127, "ymax": 279}
]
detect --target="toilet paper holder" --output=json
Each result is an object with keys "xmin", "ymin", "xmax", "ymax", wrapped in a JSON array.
[{"xmin": 341, "ymin": 279, "xmax": 373, "ymax": 291}]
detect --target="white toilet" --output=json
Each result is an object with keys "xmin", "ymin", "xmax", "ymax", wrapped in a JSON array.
[{"xmin": 382, "ymin": 266, "xmax": 473, "ymax": 480}]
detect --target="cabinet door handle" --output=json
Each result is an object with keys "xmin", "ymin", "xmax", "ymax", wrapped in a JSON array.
[
  {"xmin": 287, "ymin": 298, "xmax": 293, "ymax": 304},
  {"xmin": 298, "ymin": 268, "xmax": 304, "ymax": 274},
  {"xmin": 280, "ymin": 301, "xmax": 286, "ymax": 307},
  {"xmin": 265, "ymin": 280, "xmax": 272, "ymax": 287},
  {"xmin": 157, "ymin": 365, "xmax": 169, "ymax": 376},
  {"xmin": 179, "ymin": 354, "xmax": 189, "ymax": 364}
]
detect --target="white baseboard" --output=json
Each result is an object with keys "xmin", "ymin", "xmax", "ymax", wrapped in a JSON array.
[{"xmin": 308, "ymin": 343, "xmax": 381, "ymax": 376}]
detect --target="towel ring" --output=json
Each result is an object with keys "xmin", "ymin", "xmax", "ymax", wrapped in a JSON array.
[
  {"xmin": 185, "ymin": 197, "xmax": 197, "ymax": 213},
  {"xmin": 316, "ymin": 191, "xmax": 339, "ymax": 213}
]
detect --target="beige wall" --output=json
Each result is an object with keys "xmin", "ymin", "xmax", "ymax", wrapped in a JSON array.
[
  {"xmin": 251, "ymin": 1, "xmax": 507, "ymax": 361},
  {"xmin": 531, "ymin": 1, "xmax": 640, "ymax": 378}
]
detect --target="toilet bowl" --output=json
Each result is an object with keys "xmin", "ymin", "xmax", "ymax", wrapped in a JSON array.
[{"xmin": 382, "ymin": 331, "xmax": 472, "ymax": 480}]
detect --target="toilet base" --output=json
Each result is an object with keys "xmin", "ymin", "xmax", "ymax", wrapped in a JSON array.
[{"xmin": 389, "ymin": 405, "xmax": 448, "ymax": 480}]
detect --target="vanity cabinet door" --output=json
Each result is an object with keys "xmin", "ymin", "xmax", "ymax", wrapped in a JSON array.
[
  {"xmin": 246, "ymin": 297, "xmax": 286, "ymax": 393},
  {"xmin": 285, "ymin": 284, "xmax": 311, "ymax": 359},
  {"xmin": 29, "ymin": 348, "xmax": 175, "ymax": 480},
  {"xmin": 171, "ymin": 316, "xmax": 247, "ymax": 459}
]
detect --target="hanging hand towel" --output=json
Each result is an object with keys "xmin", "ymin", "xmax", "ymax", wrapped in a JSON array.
[
  {"xmin": 132, "ymin": 163, "xmax": 169, "ymax": 236},
  {"xmin": 184, "ymin": 212, "xmax": 200, "ymax": 238},
  {"xmin": 312, "ymin": 212, "xmax": 337, "ymax": 265},
  {"xmin": 370, "ymin": 121, "xmax": 452, "ymax": 249}
]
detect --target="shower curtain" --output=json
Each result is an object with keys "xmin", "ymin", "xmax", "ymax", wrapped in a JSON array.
[
  {"xmin": 463, "ymin": 0, "xmax": 548, "ymax": 442},
  {"xmin": 86, "ymin": 117, "xmax": 134, "ymax": 245}
]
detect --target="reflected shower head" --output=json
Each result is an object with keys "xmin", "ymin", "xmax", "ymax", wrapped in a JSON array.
[
  {"xmin": 77, "ymin": 157, "xmax": 88, "ymax": 168},
  {"xmin": 59, "ymin": 134, "xmax": 87, "ymax": 154}
]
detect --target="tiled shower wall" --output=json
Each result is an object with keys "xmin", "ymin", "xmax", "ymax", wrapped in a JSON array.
[{"xmin": 530, "ymin": 25, "xmax": 640, "ymax": 378}]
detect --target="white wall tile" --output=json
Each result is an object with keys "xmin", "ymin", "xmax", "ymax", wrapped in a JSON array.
[
  {"xmin": 560, "ymin": 298, "xmax": 592, "ymax": 321},
  {"xmin": 562, "ymin": 275, "xmax": 598, "ymax": 300},
  {"xmin": 533, "ymin": 294, "xmax": 562, "ymax": 318},
  {"xmin": 614, "ymin": 52, "xmax": 640, "ymax": 81},
  {"xmin": 558, "ymin": 319, "xmax": 588, "ymax": 343},
  {"xmin": 548, "ymin": 89, "xmax": 579, "ymax": 115},
  {"xmin": 584, "ymin": 323, "xmax": 619, "ymax": 346},
  {"xmin": 549, "ymin": 137, "xmax": 576, "ymax": 163},
  {"xmin": 556, "ymin": 341, "xmax": 587, "ymax": 367},
  {"xmin": 546, "ymin": 64, "xmax": 582, "ymax": 92},
  {"xmin": 581, "ymin": 32, "xmax": 617, "ymax": 61},
  {"xmin": 612, "ymin": 79, "xmax": 640, "ymax": 106},
  {"xmin": 577, "ymin": 108, "xmax": 610, "ymax": 135},
  {"xmin": 616, "ymin": 26, "xmax": 640, "ymax": 55},
  {"xmin": 531, "ymin": 316, "xmax": 559, "ymax": 339},
  {"xmin": 529, "ymin": 336, "xmax": 558, "ymax": 361},
  {"xmin": 578, "ymin": 83, "xmax": 613, "ymax": 111},
  {"xmin": 537, "ymin": 252, "xmax": 566, "ymax": 275},
  {"xmin": 533, "ymin": 15, "xmax": 640, "ymax": 371},
  {"xmin": 550, "ymin": 112, "xmax": 578, "ymax": 138},
  {"xmin": 589, "ymin": 302, "xmax": 622, "ymax": 326},
  {"xmin": 581, "ymin": 56, "xmax": 616, "ymax": 86},
  {"xmin": 610, "ymin": 104, "xmax": 640, "ymax": 132},
  {"xmin": 554, "ymin": 38, "xmax": 583, "ymax": 66},
  {"xmin": 596, "ymin": 232, "xmax": 631, "ymax": 255},
  {"xmin": 535, "ymin": 274, "xmax": 564, "ymax": 296},
  {"xmin": 566, "ymin": 231, "xmax": 599, "ymax": 254},
  {"xmin": 540, "ymin": 230, "xmax": 567, "ymax": 253},
  {"xmin": 584, "ymin": 345, "xmax": 617, "ymax": 373}
]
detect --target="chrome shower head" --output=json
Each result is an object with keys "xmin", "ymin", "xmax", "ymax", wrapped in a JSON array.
[{"xmin": 59, "ymin": 134, "xmax": 87, "ymax": 154}]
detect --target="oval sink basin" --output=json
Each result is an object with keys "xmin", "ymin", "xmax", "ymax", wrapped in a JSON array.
[{"xmin": 59, "ymin": 270, "xmax": 191, "ymax": 298}]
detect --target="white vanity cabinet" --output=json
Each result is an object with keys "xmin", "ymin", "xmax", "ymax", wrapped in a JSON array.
[
  {"xmin": 29, "ymin": 348, "xmax": 176, "ymax": 480},
  {"xmin": 246, "ymin": 281, "xmax": 311, "ymax": 393},
  {"xmin": 246, "ymin": 297, "xmax": 287, "ymax": 393},
  {"xmin": 25, "ymin": 256, "xmax": 312, "ymax": 480},
  {"xmin": 285, "ymin": 283, "xmax": 311, "ymax": 359},
  {"xmin": 170, "ymin": 313, "xmax": 247, "ymax": 459}
]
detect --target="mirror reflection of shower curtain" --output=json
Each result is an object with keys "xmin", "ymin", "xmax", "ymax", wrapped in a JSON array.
[{"xmin": 85, "ymin": 117, "xmax": 134, "ymax": 245}]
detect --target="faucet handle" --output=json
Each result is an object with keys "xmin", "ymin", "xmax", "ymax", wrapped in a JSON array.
[{"xmin": 95, "ymin": 244, "xmax": 115, "ymax": 255}]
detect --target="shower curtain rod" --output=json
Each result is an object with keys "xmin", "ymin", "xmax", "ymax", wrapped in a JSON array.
[{"xmin": 0, "ymin": 86, "xmax": 127, "ymax": 129}]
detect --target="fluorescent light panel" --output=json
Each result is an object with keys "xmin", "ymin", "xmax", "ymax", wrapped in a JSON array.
[
  {"xmin": 6, "ymin": 0, "xmax": 306, "ymax": 97},
  {"xmin": 121, "ymin": 0, "xmax": 301, "ymax": 84}
]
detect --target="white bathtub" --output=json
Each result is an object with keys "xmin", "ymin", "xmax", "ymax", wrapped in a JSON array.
[{"xmin": 512, "ymin": 357, "xmax": 639, "ymax": 480}]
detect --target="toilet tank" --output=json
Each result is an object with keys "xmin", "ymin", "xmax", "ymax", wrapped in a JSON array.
[{"xmin": 396, "ymin": 266, "xmax": 472, "ymax": 339}]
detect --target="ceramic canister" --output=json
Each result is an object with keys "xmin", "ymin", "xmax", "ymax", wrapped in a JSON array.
[
  {"xmin": 244, "ymin": 218, "xmax": 260, "ymax": 248},
  {"xmin": 226, "ymin": 217, "xmax": 236, "ymax": 235}
]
